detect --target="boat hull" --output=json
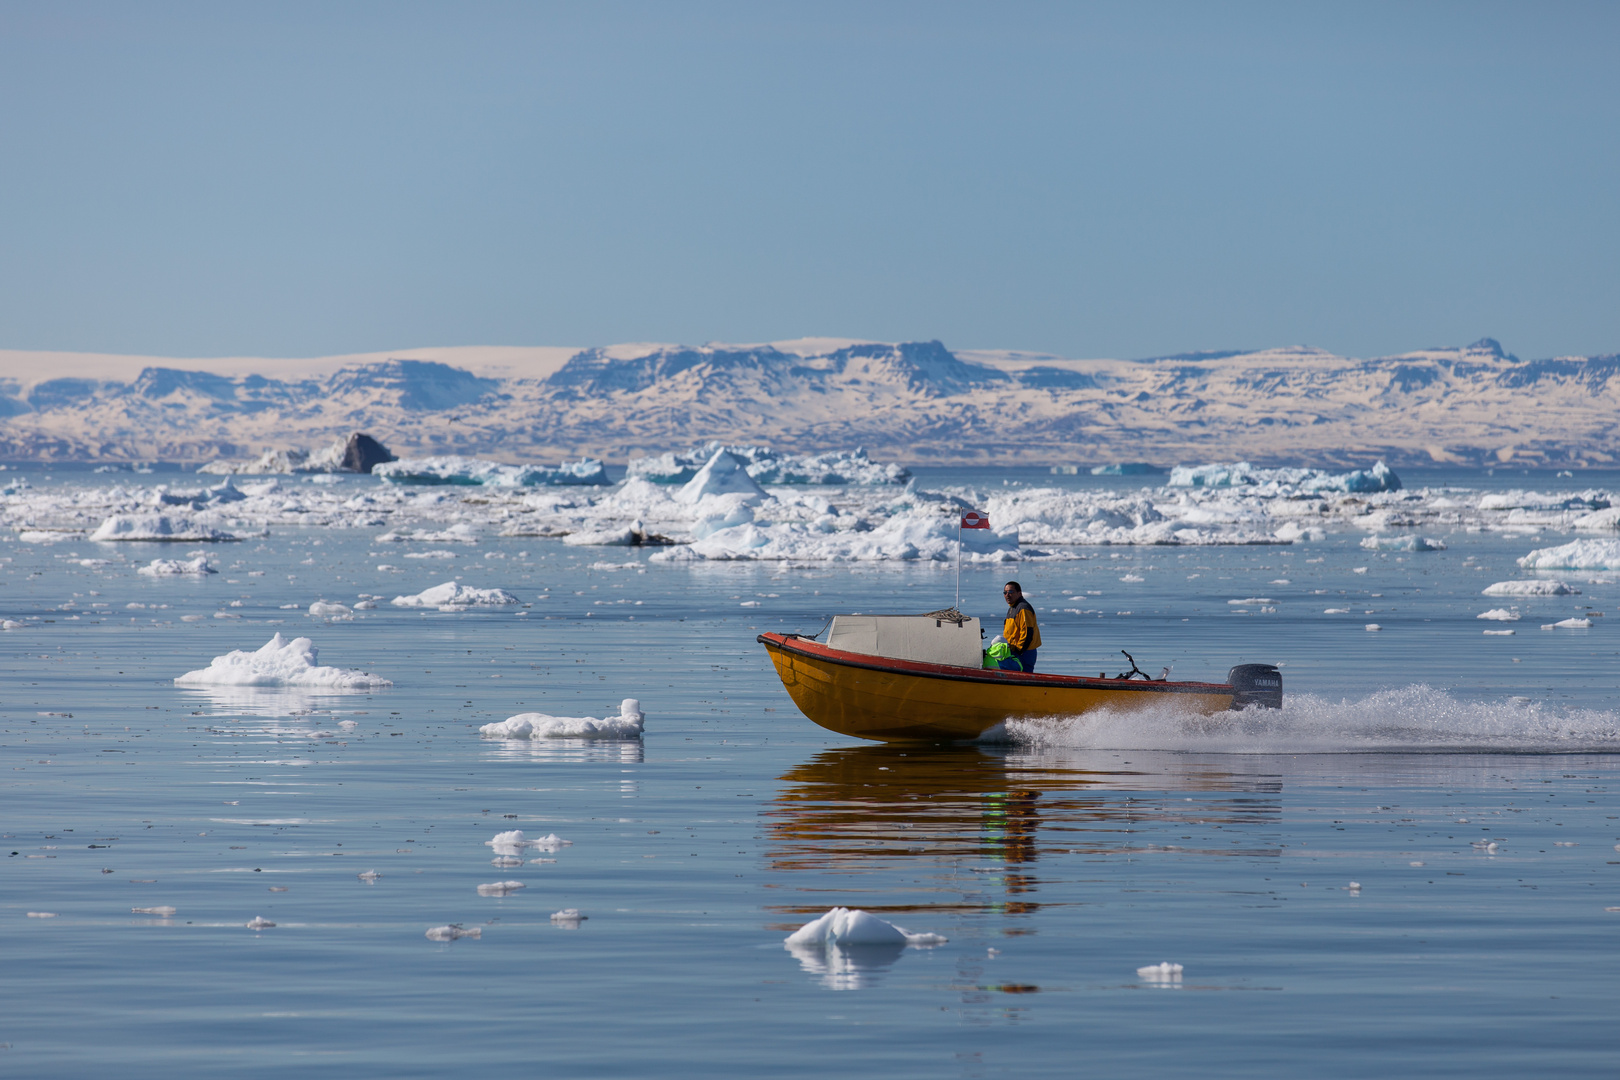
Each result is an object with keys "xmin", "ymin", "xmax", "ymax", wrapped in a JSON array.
[{"xmin": 758, "ymin": 633, "xmax": 1236, "ymax": 742}]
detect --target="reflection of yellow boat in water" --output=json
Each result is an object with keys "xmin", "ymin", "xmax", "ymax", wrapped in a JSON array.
[{"xmin": 758, "ymin": 615, "xmax": 1281, "ymax": 743}]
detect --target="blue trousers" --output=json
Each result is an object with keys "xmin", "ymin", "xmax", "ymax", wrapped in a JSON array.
[{"xmin": 997, "ymin": 648, "xmax": 1037, "ymax": 673}]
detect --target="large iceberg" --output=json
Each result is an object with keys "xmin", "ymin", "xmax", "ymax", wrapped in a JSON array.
[
  {"xmin": 1168, "ymin": 460, "xmax": 1401, "ymax": 493},
  {"xmin": 375, "ymin": 456, "xmax": 609, "ymax": 487},
  {"xmin": 675, "ymin": 450, "xmax": 769, "ymax": 504},
  {"xmin": 1517, "ymin": 539, "xmax": 1620, "ymax": 571},
  {"xmin": 174, "ymin": 633, "xmax": 392, "ymax": 688},
  {"xmin": 628, "ymin": 442, "xmax": 909, "ymax": 486},
  {"xmin": 90, "ymin": 513, "xmax": 242, "ymax": 542},
  {"xmin": 480, "ymin": 699, "xmax": 645, "ymax": 740}
]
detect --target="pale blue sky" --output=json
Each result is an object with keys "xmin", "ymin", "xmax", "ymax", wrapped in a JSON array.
[{"xmin": 1, "ymin": 1, "xmax": 1615, "ymax": 361}]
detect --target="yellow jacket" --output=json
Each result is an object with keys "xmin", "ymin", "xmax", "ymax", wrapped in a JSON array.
[{"xmin": 1003, "ymin": 599, "xmax": 1042, "ymax": 652}]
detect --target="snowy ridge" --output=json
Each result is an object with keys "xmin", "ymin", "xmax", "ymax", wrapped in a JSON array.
[{"xmin": 2, "ymin": 336, "xmax": 1616, "ymax": 467}]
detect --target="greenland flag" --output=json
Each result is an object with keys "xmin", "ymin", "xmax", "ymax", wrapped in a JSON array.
[{"xmin": 960, "ymin": 511, "xmax": 990, "ymax": 529}]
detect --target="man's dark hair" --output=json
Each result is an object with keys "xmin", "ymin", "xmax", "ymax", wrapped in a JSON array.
[{"xmin": 1004, "ymin": 581, "xmax": 1022, "ymax": 592}]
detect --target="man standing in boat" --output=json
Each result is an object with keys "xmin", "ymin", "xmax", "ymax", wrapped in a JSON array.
[{"xmin": 999, "ymin": 581, "xmax": 1042, "ymax": 672}]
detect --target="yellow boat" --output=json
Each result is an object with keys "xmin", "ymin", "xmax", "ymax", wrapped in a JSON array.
[{"xmin": 758, "ymin": 617, "xmax": 1280, "ymax": 743}]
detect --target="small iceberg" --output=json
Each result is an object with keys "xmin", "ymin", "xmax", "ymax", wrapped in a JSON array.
[
  {"xmin": 245, "ymin": 916, "xmax": 276, "ymax": 929},
  {"xmin": 550, "ymin": 908, "xmax": 586, "ymax": 925},
  {"xmin": 425, "ymin": 924, "xmax": 481, "ymax": 941},
  {"xmin": 1360, "ymin": 535, "xmax": 1446, "ymax": 552},
  {"xmin": 1482, "ymin": 579, "xmax": 1579, "ymax": 596},
  {"xmin": 1137, "ymin": 961, "xmax": 1184, "ymax": 982},
  {"xmin": 1476, "ymin": 609, "xmax": 1520, "ymax": 621},
  {"xmin": 1544, "ymin": 618, "xmax": 1595, "ymax": 630},
  {"xmin": 390, "ymin": 581, "xmax": 520, "ymax": 608},
  {"xmin": 485, "ymin": 830, "xmax": 572, "ymax": 855},
  {"xmin": 784, "ymin": 906, "xmax": 946, "ymax": 948},
  {"xmin": 174, "ymin": 633, "xmax": 393, "ymax": 688},
  {"xmin": 1517, "ymin": 539, "xmax": 1620, "ymax": 571},
  {"xmin": 476, "ymin": 880, "xmax": 526, "ymax": 896},
  {"xmin": 90, "ymin": 513, "xmax": 242, "ymax": 542},
  {"xmin": 480, "ymin": 699, "xmax": 645, "ymax": 740},
  {"xmin": 138, "ymin": 557, "xmax": 216, "ymax": 576},
  {"xmin": 308, "ymin": 600, "xmax": 353, "ymax": 618}
]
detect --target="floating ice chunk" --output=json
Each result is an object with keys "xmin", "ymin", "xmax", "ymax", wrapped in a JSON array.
[
  {"xmin": 375, "ymin": 456, "xmax": 609, "ymax": 487},
  {"xmin": 675, "ymin": 450, "xmax": 768, "ymax": 504},
  {"xmin": 490, "ymin": 856, "xmax": 523, "ymax": 868},
  {"xmin": 1477, "ymin": 609, "xmax": 1520, "ymax": 621},
  {"xmin": 550, "ymin": 908, "xmax": 586, "ymax": 924},
  {"xmin": 1409, "ymin": 861, "xmax": 1425, "ymax": 867},
  {"xmin": 563, "ymin": 526, "xmax": 636, "ymax": 546},
  {"xmin": 1230, "ymin": 598, "xmax": 1273, "ymax": 605},
  {"xmin": 1323, "ymin": 608, "xmax": 1350, "ymax": 614},
  {"xmin": 245, "ymin": 916, "xmax": 276, "ymax": 929},
  {"xmin": 485, "ymin": 830, "xmax": 572, "ymax": 855},
  {"xmin": 357, "ymin": 871, "xmax": 381, "ymax": 882},
  {"xmin": 1365, "ymin": 623, "xmax": 1382, "ymax": 631},
  {"xmin": 477, "ymin": 880, "xmax": 526, "ymax": 896},
  {"xmin": 3, "ymin": 620, "xmax": 26, "ymax": 630},
  {"xmin": 1547, "ymin": 618, "xmax": 1594, "ymax": 629},
  {"xmin": 90, "ymin": 513, "xmax": 240, "ymax": 542},
  {"xmin": 1482, "ymin": 579, "xmax": 1578, "ymax": 596},
  {"xmin": 174, "ymin": 633, "xmax": 393, "ymax": 688},
  {"xmin": 1348, "ymin": 882, "xmax": 1362, "ymax": 892},
  {"xmin": 308, "ymin": 601, "xmax": 353, "ymax": 618},
  {"xmin": 1136, "ymin": 962, "xmax": 1183, "ymax": 980},
  {"xmin": 391, "ymin": 581, "xmax": 519, "ymax": 608},
  {"xmin": 1573, "ymin": 507, "xmax": 1620, "ymax": 532},
  {"xmin": 1120, "ymin": 573, "xmax": 1144, "ymax": 583},
  {"xmin": 132, "ymin": 906, "xmax": 177, "ymax": 915},
  {"xmin": 27, "ymin": 911, "xmax": 59, "ymax": 918},
  {"xmin": 785, "ymin": 907, "xmax": 946, "ymax": 948},
  {"xmin": 1360, "ymin": 535, "xmax": 1446, "ymax": 552},
  {"xmin": 1518, "ymin": 539, "xmax": 1620, "ymax": 571},
  {"xmin": 1352, "ymin": 567, "xmax": 1368, "ymax": 574},
  {"xmin": 425, "ymin": 924, "xmax": 481, "ymax": 941},
  {"xmin": 18, "ymin": 529, "xmax": 84, "ymax": 543},
  {"xmin": 480, "ymin": 699, "xmax": 645, "ymax": 740},
  {"xmin": 1274, "ymin": 522, "xmax": 1327, "ymax": 542},
  {"xmin": 1483, "ymin": 629, "xmax": 1515, "ymax": 636},
  {"xmin": 377, "ymin": 523, "xmax": 479, "ymax": 544}
]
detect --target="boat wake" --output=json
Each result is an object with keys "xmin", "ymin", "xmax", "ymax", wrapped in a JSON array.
[{"xmin": 994, "ymin": 684, "xmax": 1620, "ymax": 754}]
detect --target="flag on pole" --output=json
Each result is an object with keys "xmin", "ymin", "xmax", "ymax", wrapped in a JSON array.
[{"xmin": 960, "ymin": 511, "xmax": 989, "ymax": 529}]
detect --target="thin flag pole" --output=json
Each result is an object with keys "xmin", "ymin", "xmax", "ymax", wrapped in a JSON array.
[{"xmin": 955, "ymin": 518, "xmax": 962, "ymax": 611}]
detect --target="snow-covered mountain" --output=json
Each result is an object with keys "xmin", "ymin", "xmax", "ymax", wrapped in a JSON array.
[{"xmin": 0, "ymin": 337, "xmax": 1614, "ymax": 467}]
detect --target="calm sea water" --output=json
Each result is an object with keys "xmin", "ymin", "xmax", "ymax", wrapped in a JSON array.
[{"xmin": 4, "ymin": 466, "xmax": 1618, "ymax": 1078}]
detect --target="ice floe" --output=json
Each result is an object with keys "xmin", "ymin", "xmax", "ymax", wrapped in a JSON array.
[
  {"xmin": 1518, "ymin": 538, "xmax": 1620, "ymax": 571},
  {"xmin": 480, "ymin": 699, "xmax": 645, "ymax": 740},
  {"xmin": 477, "ymin": 880, "xmax": 526, "ymax": 896},
  {"xmin": 375, "ymin": 456, "xmax": 609, "ymax": 487},
  {"xmin": 308, "ymin": 600, "xmax": 353, "ymax": 618},
  {"xmin": 174, "ymin": 633, "xmax": 393, "ymax": 688},
  {"xmin": 132, "ymin": 906, "xmax": 177, "ymax": 915},
  {"xmin": 245, "ymin": 916, "xmax": 276, "ymax": 929},
  {"xmin": 137, "ymin": 556, "xmax": 216, "ymax": 576},
  {"xmin": 390, "ymin": 582, "xmax": 520, "ymax": 608},
  {"xmin": 1477, "ymin": 609, "xmax": 1520, "ymax": 621},
  {"xmin": 1544, "ymin": 618, "xmax": 1595, "ymax": 630},
  {"xmin": 550, "ymin": 908, "xmax": 586, "ymax": 924},
  {"xmin": 425, "ymin": 924, "xmax": 480, "ymax": 941}
]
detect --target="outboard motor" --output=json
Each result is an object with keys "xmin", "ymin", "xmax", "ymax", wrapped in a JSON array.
[{"xmin": 1227, "ymin": 664, "xmax": 1283, "ymax": 710}]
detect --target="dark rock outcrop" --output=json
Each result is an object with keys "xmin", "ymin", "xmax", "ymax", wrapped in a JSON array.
[{"xmin": 342, "ymin": 432, "xmax": 396, "ymax": 473}]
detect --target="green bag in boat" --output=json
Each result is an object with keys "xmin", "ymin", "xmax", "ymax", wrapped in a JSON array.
[{"xmin": 984, "ymin": 641, "xmax": 1020, "ymax": 671}]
